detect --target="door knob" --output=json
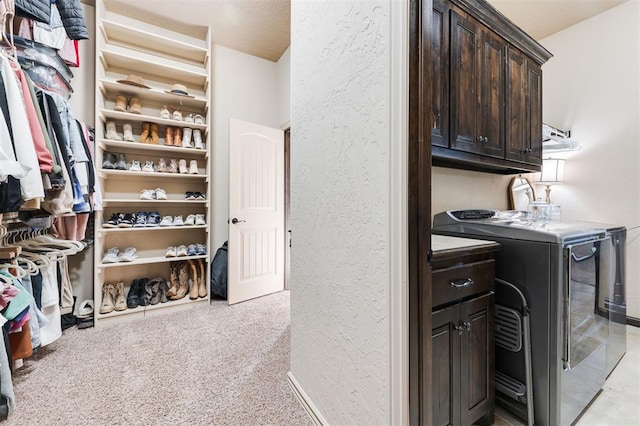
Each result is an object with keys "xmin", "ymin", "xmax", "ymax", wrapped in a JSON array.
[{"xmin": 231, "ymin": 218, "xmax": 245, "ymax": 224}]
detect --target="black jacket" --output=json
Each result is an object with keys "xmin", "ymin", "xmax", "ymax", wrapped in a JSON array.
[
  {"xmin": 15, "ymin": 0, "xmax": 51, "ymax": 24},
  {"xmin": 57, "ymin": 0, "xmax": 89, "ymax": 40}
]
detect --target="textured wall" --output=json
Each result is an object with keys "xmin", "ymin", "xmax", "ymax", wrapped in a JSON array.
[
  {"xmin": 540, "ymin": 1, "xmax": 640, "ymax": 319},
  {"xmin": 290, "ymin": 0, "xmax": 390, "ymax": 423},
  {"xmin": 211, "ymin": 45, "xmax": 280, "ymax": 250}
]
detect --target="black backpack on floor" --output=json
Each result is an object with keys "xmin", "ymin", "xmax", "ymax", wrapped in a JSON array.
[{"xmin": 210, "ymin": 241, "xmax": 228, "ymax": 299}]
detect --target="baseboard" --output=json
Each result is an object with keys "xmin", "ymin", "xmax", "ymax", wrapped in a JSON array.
[
  {"xmin": 287, "ymin": 371, "xmax": 328, "ymax": 425},
  {"xmin": 627, "ymin": 316, "xmax": 640, "ymax": 327}
]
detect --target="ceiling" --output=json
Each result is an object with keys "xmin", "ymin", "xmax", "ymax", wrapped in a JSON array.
[{"xmin": 107, "ymin": 0, "xmax": 628, "ymax": 62}]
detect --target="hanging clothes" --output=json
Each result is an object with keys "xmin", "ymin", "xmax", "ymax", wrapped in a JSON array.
[{"xmin": 0, "ymin": 56, "xmax": 45, "ymax": 204}]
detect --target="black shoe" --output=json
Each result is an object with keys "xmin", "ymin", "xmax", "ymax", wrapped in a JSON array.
[
  {"xmin": 102, "ymin": 152, "xmax": 116, "ymax": 169},
  {"xmin": 103, "ymin": 213, "xmax": 120, "ymax": 228},
  {"xmin": 137, "ymin": 278, "xmax": 150, "ymax": 306},
  {"xmin": 118, "ymin": 213, "xmax": 135, "ymax": 228},
  {"xmin": 115, "ymin": 153, "xmax": 127, "ymax": 170},
  {"xmin": 126, "ymin": 279, "xmax": 142, "ymax": 308}
]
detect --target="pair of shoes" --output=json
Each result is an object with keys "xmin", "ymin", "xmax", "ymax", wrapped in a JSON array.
[
  {"xmin": 165, "ymin": 245, "xmax": 188, "ymax": 257},
  {"xmin": 184, "ymin": 214, "xmax": 206, "ymax": 226},
  {"xmin": 167, "ymin": 261, "xmax": 188, "ymax": 299},
  {"xmin": 103, "ymin": 212, "xmax": 131, "ymax": 228},
  {"xmin": 127, "ymin": 278, "xmax": 149, "ymax": 308},
  {"xmin": 102, "ymin": 152, "xmax": 127, "ymax": 170},
  {"xmin": 102, "ymin": 247, "xmax": 138, "ymax": 263},
  {"xmin": 185, "ymin": 191, "xmax": 205, "ymax": 201},
  {"xmin": 181, "ymin": 128, "xmax": 204, "ymax": 149},
  {"xmin": 105, "ymin": 121, "xmax": 135, "ymax": 142},
  {"xmin": 146, "ymin": 277, "xmax": 169, "ymax": 305},
  {"xmin": 100, "ymin": 282, "xmax": 127, "ymax": 314},
  {"xmin": 187, "ymin": 259, "xmax": 207, "ymax": 299},
  {"xmin": 139, "ymin": 122, "xmax": 160, "ymax": 144},
  {"xmin": 164, "ymin": 127, "xmax": 183, "ymax": 147},
  {"xmin": 186, "ymin": 243, "xmax": 207, "ymax": 256},
  {"xmin": 160, "ymin": 105, "xmax": 171, "ymax": 119},
  {"xmin": 177, "ymin": 159, "xmax": 198, "ymax": 174},
  {"xmin": 114, "ymin": 95, "xmax": 142, "ymax": 114},
  {"xmin": 140, "ymin": 188, "xmax": 168, "ymax": 200},
  {"xmin": 132, "ymin": 211, "xmax": 160, "ymax": 227},
  {"xmin": 159, "ymin": 215, "xmax": 185, "ymax": 227}
]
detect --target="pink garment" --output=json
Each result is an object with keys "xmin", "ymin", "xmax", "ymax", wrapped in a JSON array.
[
  {"xmin": 18, "ymin": 17, "xmax": 33, "ymax": 40},
  {"xmin": 14, "ymin": 70, "xmax": 54, "ymax": 173},
  {"xmin": 58, "ymin": 36, "xmax": 78, "ymax": 67}
]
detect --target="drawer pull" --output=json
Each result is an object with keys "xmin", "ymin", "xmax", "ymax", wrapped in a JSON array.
[{"xmin": 450, "ymin": 278, "xmax": 474, "ymax": 288}]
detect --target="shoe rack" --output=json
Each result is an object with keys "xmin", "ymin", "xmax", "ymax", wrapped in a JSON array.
[{"xmin": 94, "ymin": 1, "xmax": 211, "ymax": 326}]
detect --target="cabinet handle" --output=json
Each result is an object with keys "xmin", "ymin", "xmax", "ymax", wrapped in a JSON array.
[
  {"xmin": 455, "ymin": 324, "xmax": 465, "ymax": 335},
  {"xmin": 464, "ymin": 321, "xmax": 472, "ymax": 332},
  {"xmin": 450, "ymin": 278, "xmax": 473, "ymax": 288}
]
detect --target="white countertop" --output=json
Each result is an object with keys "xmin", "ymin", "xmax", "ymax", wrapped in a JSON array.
[{"xmin": 432, "ymin": 234, "xmax": 498, "ymax": 253}]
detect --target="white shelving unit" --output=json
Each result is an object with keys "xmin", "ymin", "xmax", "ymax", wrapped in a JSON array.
[{"xmin": 94, "ymin": 1, "xmax": 212, "ymax": 326}]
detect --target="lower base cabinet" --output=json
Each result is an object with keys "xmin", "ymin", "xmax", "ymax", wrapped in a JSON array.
[{"xmin": 432, "ymin": 293, "xmax": 495, "ymax": 426}]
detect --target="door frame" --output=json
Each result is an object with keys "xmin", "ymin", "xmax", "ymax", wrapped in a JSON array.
[{"xmin": 284, "ymin": 127, "xmax": 291, "ymax": 290}]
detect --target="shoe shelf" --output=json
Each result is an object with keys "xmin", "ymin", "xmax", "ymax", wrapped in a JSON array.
[
  {"xmin": 96, "ymin": 2, "xmax": 212, "ymax": 327},
  {"xmin": 99, "ymin": 48, "xmax": 208, "ymax": 90},
  {"xmin": 97, "ymin": 225, "xmax": 207, "ymax": 234},
  {"xmin": 96, "ymin": 296, "xmax": 209, "ymax": 322},
  {"xmin": 100, "ymin": 19, "xmax": 208, "ymax": 66},
  {"xmin": 99, "ymin": 79, "xmax": 208, "ymax": 110},
  {"xmin": 98, "ymin": 254, "xmax": 208, "ymax": 269},
  {"xmin": 98, "ymin": 139, "xmax": 209, "ymax": 158},
  {"xmin": 102, "ymin": 199, "xmax": 208, "ymax": 207},
  {"xmin": 99, "ymin": 110, "xmax": 208, "ymax": 132},
  {"xmin": 98, "ymin": 170, "xmax": 208, "ymax": 181}
]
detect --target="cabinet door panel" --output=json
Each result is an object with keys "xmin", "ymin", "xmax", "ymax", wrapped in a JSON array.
[
  {"xmin": 432, "ymin": 304, "xmax": 461, "ymax": 426},
  {"xmin": 505, "ymin": 47, "xmax": 527, "ymax": 162},
  {"xmin": 431, "ymin": 0, "xmax": 449, "ymax": 148},
  {"xmin": 526, "ymin": 60, "xmax": 543, "ymax": 165},
  {"xmin": 450, "ymin": 9, "xmax": 479, "ymax": 153},
  {"xmin": 477, "ymin": 29, "xmax": 505, "ymax": 158},
  {"xmin": 460, "ymin": 293, "xmax": 495, "ymax": 425}
]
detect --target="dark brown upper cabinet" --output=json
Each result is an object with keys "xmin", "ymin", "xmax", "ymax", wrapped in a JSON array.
[{"xmin": 430, "ymin": 0, "xmax": 552, "ymax": 174}]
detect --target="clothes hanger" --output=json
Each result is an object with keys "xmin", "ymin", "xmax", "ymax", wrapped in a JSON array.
[{"xmin": 0, "ymin": 262, "xmax": 27, "ymax": 279}]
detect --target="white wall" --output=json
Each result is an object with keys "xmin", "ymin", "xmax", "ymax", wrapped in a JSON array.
[
  {"xmin": 277, "ymin": 47, "xmax": 291, "ymax": 129},
  {"xmin": 540, "ymin": 0, "xmax": 640, "ymax": 319},
  {"xmin": 211, "ymin": 45, "xmax": 280, "ymax": 249},
  {"xmin": 290, "ymin": 1, "xmax": 397, "ymax": 423},
  {"xmin": 432, "ymin": 167, "xmax": 513, "ymax": 214}
]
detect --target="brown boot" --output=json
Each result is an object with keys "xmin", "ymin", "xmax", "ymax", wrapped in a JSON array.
[
  {"xmin": 170, "ymin": 262, "xmax": 190, "ymax": 300},
  {"xmin": 129, "ymin": 97, "xmax": 142, "ymax": 114},
  {"xmin": 172, "ymin": 127, "xmax": 182, "ymax": 146},
  {"xmin": 139, "ymin": 122, "xmax": 150, "ymax": 143},
  {"xmin": 167, "ymin": 262, "xmax": 179, "ymax": 298},
  {"xmin": 150, "ymin": 123, "xmax": 159, "ymax": 144},
  {"xmin": 114, "ymin": 95, "xmax": 127, "ymax": 112},
  {"xmin": 188, "ymin": 259, "xmax": 199, "ymax": 300},
  {"xmin": 198, "ymin": 259, "xmax": 207, "ymax": 298},
  {"xmin": 165, "ymin": 127, "xmax": 174, "ymax": 146}
]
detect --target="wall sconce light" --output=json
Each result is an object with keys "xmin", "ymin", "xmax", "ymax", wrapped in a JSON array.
[{"xmin": 536, "ymin": 158, "xmax": 565, "ymax": 203}]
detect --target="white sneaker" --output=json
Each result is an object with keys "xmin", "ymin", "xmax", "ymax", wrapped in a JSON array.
[
  {"xmin": 140, "ymin": 189, "xmax": 155, "ymax": 200},
  {"xmin": 142, "ymin": 161, "xmax": 155, "ymax": 173},
  {"xmin": 173, "ymin": 215, "xmax": 184, "ymax": 226},
  {"xmin": 194, "ymin": 114, "xmax": 205, "ymax": 125},
  {"xmin": 165, "ymin": 246, "xmax": 177, "ymax": 257},
  {"xmin": 129, "ymin": 160, "xmax": 142, "ymax": 172},
  {"xmin": 185, "ymin": 113, "xmax": 195, "ymax": 123},
  {"xmin": 176, "ymin": 244, "xmax": 188, "ymax": 257},
  {"xmin": 193, "ymin": 129, "xmax": 203, "ymax": 150},
  {"xmin": 155, "ymin": 188, "xmax": 168, "ymax": 200},
  {"xmin": 119, "ymin": 247, "xmax": 138, "ymax": 262},
  {"xmin": 159, "ymin": 216, "xmax": 173, "ymax": 227},
  {"xmin": 184, "ymin": 214, "xmax": 196, "ymax": 226},
  {"xmin": 189, "ymin": 160, "xmax": 198, "ymax": 174},
  {"xmin": 195, "ymin": 214, "xmax": 206, "ymax": 225},
  {"xmin": 102, "ymin": 247, "xmax": 120, "ymax": 263}
]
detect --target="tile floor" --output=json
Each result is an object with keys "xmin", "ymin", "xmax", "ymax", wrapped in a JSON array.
[{"xmin": 494, "ymin": 325, "xmax": 640, "ymax": 426}]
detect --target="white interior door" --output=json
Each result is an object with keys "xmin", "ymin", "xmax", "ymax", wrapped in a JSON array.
[{"xmin": 228, "ymin": 118, "xmax": 285, "ymax": 304}]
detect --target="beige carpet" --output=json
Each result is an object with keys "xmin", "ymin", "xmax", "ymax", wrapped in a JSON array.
[{"xmin": 5, "ymin": 291, "xmax": 312, "ymax": 426}]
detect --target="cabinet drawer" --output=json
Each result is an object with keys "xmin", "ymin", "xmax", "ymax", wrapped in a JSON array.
[{"xmin": 432, "ymin": 260, "xmax": 495, "ymax": 307}]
